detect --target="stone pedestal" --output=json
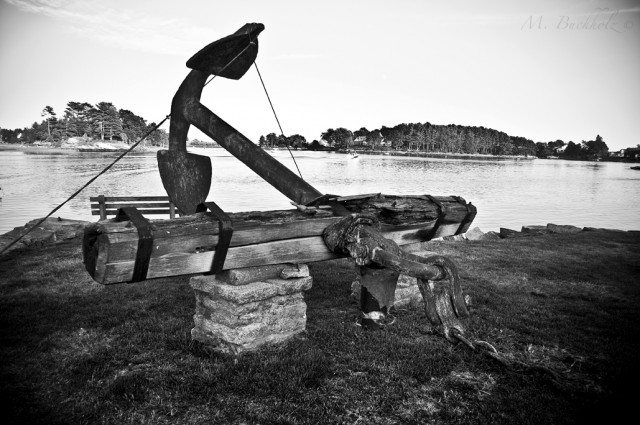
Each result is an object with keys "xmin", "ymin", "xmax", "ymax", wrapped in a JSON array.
[
  {"xmin": 189, "ymin": 264, "xmax": 312, "ymax": 354},
  {"xmin": 394, "ymin": 274, "xmax": 423, "ymax": 307}
]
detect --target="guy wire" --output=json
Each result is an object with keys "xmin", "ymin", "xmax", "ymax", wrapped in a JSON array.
[{"xmin": 253, "ymin": 61, "xmax": 304, "ymax": 180}]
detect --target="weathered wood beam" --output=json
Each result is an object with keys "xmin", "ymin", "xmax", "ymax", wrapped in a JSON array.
[{"xmin": 83, "ymin": 194, "xmax": 475, "ymax": 285}]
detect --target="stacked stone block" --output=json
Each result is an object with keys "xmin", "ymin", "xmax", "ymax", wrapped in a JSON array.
[
  {"xmin": 394, "ymin": 274, "xmax": 423, "ymax": 307},
  {"xmin": 189, "ymin": 264, "xmax": 312, "ymax": 354}
]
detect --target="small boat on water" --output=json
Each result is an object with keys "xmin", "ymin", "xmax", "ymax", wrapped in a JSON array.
[
  {"xmin": 631, "ymin": 166, "xmax": 640, "ymax": 170},
  {"xmin": 348, "ymin": 150, "xmax": 359, "ymax": 159}
]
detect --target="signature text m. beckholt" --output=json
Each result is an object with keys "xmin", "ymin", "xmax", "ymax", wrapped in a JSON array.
[{"xmin": 522, "ymin": 9, "xmax": 633, "ymax": 33}]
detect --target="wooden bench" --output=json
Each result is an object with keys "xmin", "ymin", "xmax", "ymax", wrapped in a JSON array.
[{"xmin": 90, "ymin": 195, "xmax": 178, "ymax": 220}]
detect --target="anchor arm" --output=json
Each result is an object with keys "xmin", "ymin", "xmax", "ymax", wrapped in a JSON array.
[{"xmin": 184, "ymin": 101, "xmax": 324, "ymax": 206}]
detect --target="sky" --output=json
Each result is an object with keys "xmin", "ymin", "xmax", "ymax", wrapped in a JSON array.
[{"xmin": 1, "ymin": 0, "xmax": 639, "ymax": 151}]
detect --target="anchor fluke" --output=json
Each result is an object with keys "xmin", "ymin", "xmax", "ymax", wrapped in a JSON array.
[
  {"xmin": 157, "ymin": 149, "xmax": 212, "ymax": 215},
  {"xmin": 186, "ymin": 23, "xmax": 264, "ymax": 79}
]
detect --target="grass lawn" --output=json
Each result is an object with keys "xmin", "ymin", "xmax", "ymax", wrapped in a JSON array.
[{"xmin": 1, "ymin": 231, "xmax": 639, "ymax": 424}]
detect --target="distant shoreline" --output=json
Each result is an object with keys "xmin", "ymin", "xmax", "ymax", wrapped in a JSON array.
[
  {"xmin": 2, "ymin": 142, "xmax": 529, "ymax": 160},
  {"xmin": 0, "ymin": 143, "xmax": 76, "ymax": 155},
  {"xmin": 0, "ymin": 142, "xmax": 221, "ymax": 154},
  {"xmin": 350, "ymin": 149, "xmax": 534, "ymax": 161},
  {"xmin": 2, "ymin": 142, "xmax": 634, "ymax": 163},
  {"xmin": 0, "ymin": 142, "xmax": 160, "ymax": 154}
]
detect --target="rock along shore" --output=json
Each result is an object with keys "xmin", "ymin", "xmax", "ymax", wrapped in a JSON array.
[{"xmin": 0, "ymin": 217, "xmax": 91, "ymax": 254}]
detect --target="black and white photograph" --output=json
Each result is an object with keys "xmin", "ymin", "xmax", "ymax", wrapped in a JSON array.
[{"xmin": 1, "ymin": 0, "xmax": 639, "ymax": 423}]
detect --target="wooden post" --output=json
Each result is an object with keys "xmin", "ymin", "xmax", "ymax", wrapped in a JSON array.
[{"xmin": 98, "ymin": 195, "xmax": 106, "ymax": 220}]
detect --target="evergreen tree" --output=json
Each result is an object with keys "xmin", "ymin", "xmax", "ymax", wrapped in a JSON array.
[
  {"xmin": 563, "ymin": 141, "xmax": 584, "ymax": 159},
  {"xmin": 583, "ymin": 135, "xmax": 608, "ymax": 159},
  {"xmin": 41, "ymin": 106, "xmax": 56, "ymax": 138},
  {"xmin": 119, "ymin": 109, "xmax": 147, "ymax": 144},
  {"xmin": 94, "ymin": 102, "xmax": 122, "ymax": 141}
]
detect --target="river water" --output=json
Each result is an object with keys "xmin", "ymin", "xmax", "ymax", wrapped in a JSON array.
[{"xmin": 0, "ymin": 147, "xmax": 638, "ymax": 235}]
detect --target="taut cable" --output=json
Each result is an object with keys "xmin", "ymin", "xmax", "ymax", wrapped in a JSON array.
[{"xmin": 253, "ymin": 61, "xmax": 304, "ymax": 180}]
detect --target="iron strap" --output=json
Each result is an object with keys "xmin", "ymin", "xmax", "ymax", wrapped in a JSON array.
[
  {"xmin": 196, "ymin": 202, "xmax": 234, "ymax": 274},
  {"xmin": 425, "ymin": 195, "xmax": 446, "ymax": 240},
  {"xmin": 452, "ymin": 196, "xmax": 477, "ymax": 235},
  {"xmin": 115, "ymin": 207, "xmax": 154, "ymax": 283}
]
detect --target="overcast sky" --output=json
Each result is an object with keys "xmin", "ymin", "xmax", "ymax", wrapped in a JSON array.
[{"xmin": 1, "ymin": 0, "xmax": 638, "ymax": 150}]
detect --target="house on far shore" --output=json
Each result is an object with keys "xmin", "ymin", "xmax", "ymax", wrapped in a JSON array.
[
  {"xmin": 353, "ymin": 135, "xmax": 367, "ymax": 147},
  {"xmin": 610, "ymin": 150, "xmax": 624, "ymax": 158},
  {"xmin": 623, "ymin": 147, "xmax": 640, "ymax": 160}
]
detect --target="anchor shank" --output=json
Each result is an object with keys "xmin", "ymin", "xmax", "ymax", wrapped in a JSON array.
[
  {"xmin": 185, "ymin": 101, "xmax": 324, "ymax": 206},
  {"xmin": 169, "ymin": 70, "xmax": 208, "ymax": 152}
]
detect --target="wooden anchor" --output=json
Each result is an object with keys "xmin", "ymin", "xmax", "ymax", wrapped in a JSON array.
[
  {"xmin": 157, "ymin": 23, "xmax": 322, "ymax": 216},
  {"xmin": 82, "ymin": 23, "xmax": 476, "ymax": 335}
]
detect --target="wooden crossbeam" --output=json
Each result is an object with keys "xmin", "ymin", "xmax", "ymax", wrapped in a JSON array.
[{"xmin": 83, "ymin": 194, "xmax": 475, "ymax": 284}]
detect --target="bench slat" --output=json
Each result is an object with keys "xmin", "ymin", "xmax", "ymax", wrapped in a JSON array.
[
  {"xmin": 90, "ymin": 195, "xmax": 177, "ymax": 220},
  {"xmin": 91, "ymin": 202, "xmax": 173, "ymax": 209},
  {"xmin": 91, "ymin": 209, "xmax": 176, "ymax": 216},
  {"xmin": 90, "ymin": 196, "xmax": 171, "ymax": 202}
]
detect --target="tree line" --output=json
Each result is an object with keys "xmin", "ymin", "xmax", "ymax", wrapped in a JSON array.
[
  {"xmin": 259, "ymin": 123, "xmax": 618, "ymax": 160},
  {"xmin": 0, "ymin": 102, "xmax": 168, "ymax": 147},
  {"xmin": 2, "ymin": 105, "xmax": 618, "ymax": 161},
  {"xmin": 260, "ymin": 122, "xmax": 539, "ymax": 156},
  {"xmin": 535, "ymin": 135, "xmax": 610, "ymax": 161}
]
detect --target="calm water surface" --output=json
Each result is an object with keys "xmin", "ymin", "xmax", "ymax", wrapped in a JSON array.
[{"xmin": 1, "ymin": 148, "xmax": 638, "ymax": 234}]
